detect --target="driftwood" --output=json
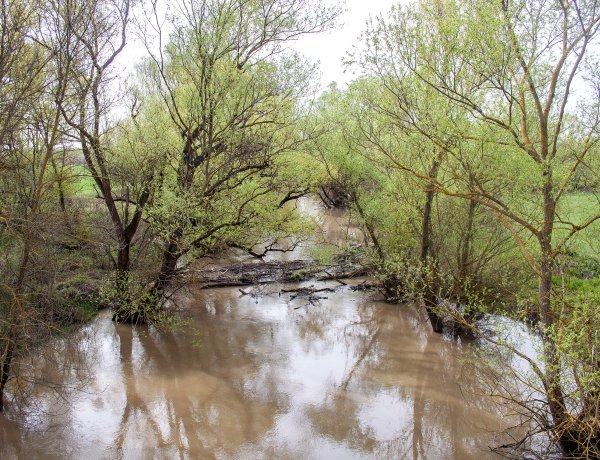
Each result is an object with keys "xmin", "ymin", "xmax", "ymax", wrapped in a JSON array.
[
  {"xmin": 279, "ymin": 285, "xmax": 335, "ymax": 307},
  {"xmin": 280, "ymin": 287, "xmax": 335, "ymax": 294},
  {"xmin": 238, "ymin": 285, "xmax": 270, "ymax": 299},
  {"xmin": 350, "ymin": 280, "xmax": 379, "ymax": 291},
  {"xmin": 186, "ymin": 259, "xmax": 372, "ymax": 288},
  {"xmin": 281, "ymin": 286, "xmax": 335, "ymax": 302}
]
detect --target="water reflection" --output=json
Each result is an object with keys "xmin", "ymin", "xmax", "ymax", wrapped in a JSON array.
[{"xmin": 1, "ymin": 281, "xmax": 513, "ymax": 459}]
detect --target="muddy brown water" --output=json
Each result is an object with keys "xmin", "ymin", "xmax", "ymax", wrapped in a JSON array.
[
  {"xmin": 0, "ymin": 200, "xmax": 516, "ymax": 459},
  {"xmin": 0, "ymin": 283, "xmax": 514, "ymax": 459}
]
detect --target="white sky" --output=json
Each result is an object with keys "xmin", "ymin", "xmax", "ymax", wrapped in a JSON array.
[
  {"xmin": 293, "ymin": 0, "xmax": 400, "ymax": 90},
  {"xmin": 118, "ymin": 0, "xmax": 401, "ymax": 92}
]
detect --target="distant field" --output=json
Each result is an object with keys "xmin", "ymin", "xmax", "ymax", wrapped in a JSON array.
[
  {"xmin": 557, "ymin": 192, "xmax": 600, "ymax": 258},
  {"xmin": 69, "ymin": 164, "xmax": 98, "ymax": 198}
]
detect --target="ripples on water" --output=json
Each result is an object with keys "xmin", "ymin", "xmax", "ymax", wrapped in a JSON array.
[
  {"xmin": 0, "ymin": 200, "xmax": 521, "ymax": 459},
  {"xmin": 0, "ymin": 280, "xmax": 516, "ymax": 459}
]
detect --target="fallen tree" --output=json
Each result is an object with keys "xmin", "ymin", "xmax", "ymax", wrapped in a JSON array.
[{"xmin": 185, "ymin": 259, "xmax": 372, "ymax": 288}]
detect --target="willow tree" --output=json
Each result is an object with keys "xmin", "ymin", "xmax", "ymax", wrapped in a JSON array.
[
  {"xmin": 53, "ymin": 0, "xmax": 159, "ymax": 282},
  {"xmin": 119, "ymin": 0, "xmax": 338, "ymax": 321},
  {"xmin": 313, "ymin": 77, "xmax": 513, "ymax": 334},
  {"xmin": 0, "ymin": 0, "xmax": 74, "ymax": 411},
  {"xmin": 347, "ymin": 72, "xmax": 464, "ymax": 333},
  {"xmin": 360, "ymin": 0, "xmax": 600, "ymax": 456}
]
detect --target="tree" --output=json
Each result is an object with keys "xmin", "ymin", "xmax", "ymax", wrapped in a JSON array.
[
  {"xmin": 359, "ymin": 0, "xmax": 600, "ymax": 455},
  {"xmin": 55, "ymin": 0, "xmax": 156, "ymax": 282},
  {"xmin": 0, "ymin": 0, "xmax": 72, "ymax": 411},
  {"xmin": 122, "ymin": 0, "xmax": 339, "ymax": 321},
  {"xmin": 314, "ymin": 78, "xmax": 519, "ymax": 333}
]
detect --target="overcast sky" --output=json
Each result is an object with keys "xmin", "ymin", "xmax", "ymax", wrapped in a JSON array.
[
  {"xmin": 119, "ymin": 0, "xmax": 401, "ymax": 92},
  {"xmin": 294, "ymin": 0, "xmax": 400, "ymax": 90}
]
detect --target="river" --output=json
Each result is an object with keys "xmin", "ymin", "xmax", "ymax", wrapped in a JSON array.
[{"xmin": 0, "ymin": 200, "xmax": 518, "ymax": 459}]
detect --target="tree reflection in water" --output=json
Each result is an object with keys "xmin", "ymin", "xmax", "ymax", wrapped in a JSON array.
[{"xmin": 0, "ymin": 282, "xmax": 521, "ymax": 459}]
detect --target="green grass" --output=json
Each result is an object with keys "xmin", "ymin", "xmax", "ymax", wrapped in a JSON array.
[
  {"xmin": 73, "ymin": 298, "xmax": 101, "ymax": 322},
  {"xmin": 556, "ymin": 192, "xmax": 600, "ymax": 257},
  {"xmin": 290, "ymin": 269, "xmax": 309, "ymax": 281},
  {"xmin": 564, "ymin": 277, "xmax": 600, "ymax": 292},
  {"xmin": 69, "ymin": 164, "xmax": 98, "ymax": 198},
  {"xmin": 552, "ymin": 192, "xmax": 600, "ymax": 301}
]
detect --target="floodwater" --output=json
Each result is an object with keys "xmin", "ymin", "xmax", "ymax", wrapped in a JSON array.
[{"xmin": 0, "ymin": 201, "xmax": 517, "ymax": 459}]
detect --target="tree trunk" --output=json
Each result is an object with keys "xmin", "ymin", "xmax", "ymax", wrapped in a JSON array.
[
  {"xmin": 457, "ymin": 199, "xmax": 476, "ymax": 300},
  {"xmin": 352, "ymin": 191, "xmax": 384, "ymax": 261},
  {"xmin": 421, "ymin": 159, "xmax": 443, "ymax": 333},
  {"xmin": 116, "ymin": 237, "xmax": 131, "ymax": 273},
  {"xmin": 539, "ymin": 249, "xmax": 571, "ymax": 453},
  {"xmin": 58, "ymin": 181, "xmax": 67, "ymax": 215},
  {"xmin": 148, "ymin": 145, "xmax": 196, "ymax": 299},
  {"xmin": 0, "ymin": 326, "xmax": 16, "ymax": 412},
  {"xmin": 0, "ymin": 236, "xmax": 32, "ymax": 411},
  {"xmin": 537, "ymin": 171, "xmax": 577, "ymax": 454},
  {"xmin": 420, "ymin": 185, "xmax": 434, "ymax": 264},
  {"xmin": 152, "ymin": 229, "xmax": 184, "ymax": 298}
]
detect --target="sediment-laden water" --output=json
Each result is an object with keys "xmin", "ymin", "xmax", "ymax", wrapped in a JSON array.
[
  {"xmin": 1, "ymin": 281, "xmax": 513, "ymax": 459},
  {"xmin": 0, "ymin": 201, "xmax": 518, "ymax": 459}
]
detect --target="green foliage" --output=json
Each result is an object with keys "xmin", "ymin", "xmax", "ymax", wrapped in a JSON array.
[
  {"xmin": 68, "ymin": 164, "xmax": 98, "ymax": 198},
  {"xmin": 61, "ymin": 296, "xmax": 101, "ymax": 325},
  {"xmin": 306, "ymin": 244, "xmax": 347, "ymax": 265},
  {"xmin": 124, "ymin": 0, "xmax": 336, "ymax": 288},
  {"xmin": 348, "ymin": 0, "xmax": 600, "ymax": 455},
  {"xmin": 289, "ymin": 269, "xmax": 309, "ymax": 281},
  {"xmin": 556, "ymin": 193, "xmax": 600, "ymax": 256},
  {"xmin": 551, "ymin": 288, "xmax": 600, "ymax": 451},
  {"xmin": 100, "ymin": 273, "xmax": 160, "ymax": 324}
]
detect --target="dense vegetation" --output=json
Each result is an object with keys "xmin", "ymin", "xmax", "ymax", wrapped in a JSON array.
[{"xmin": 0, "ymin": 0, "xmax": 598, "ymax": 457}]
